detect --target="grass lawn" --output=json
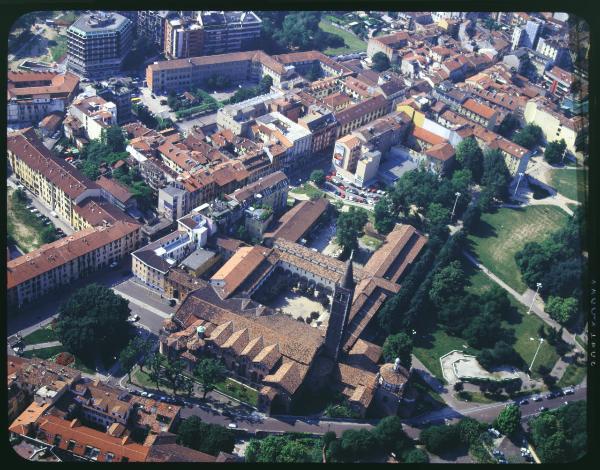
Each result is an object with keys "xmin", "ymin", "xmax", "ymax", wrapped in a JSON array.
[
  {"xmin": 557, "ymin": 361, "xmax": 587, "ymax": 387},
  {"xmin": 7, "ymin": 189, "xmax": 50, "ymax": 253},
  {"xmin": 215, "ymin": 378, "xmax": 259, "ymax": 407},
  {"xmin": 22, "ymin": 325, "xmax": 58, "ymax": 345},
  {"xmin": 360, "ymin": 234, "xmax": 383, "ymax": 250},
  {"xmin": 290, "ymin": 183, "xmax": 324, "ymax": 200},
  {"xmin": 23, "ymin": 346, "xmax": 64, "ymax": 360},
  {"xmin": 467, "ymin": 205, "xmax": 568, "ymax": 294},
  {"xmin": 49, "ymin": 34, "xmax": 67, "ymax": 62},
  {"xmin": 414, "ymin": 330, "xmax": 480, "ymax": 383},
  {"xmin": 550, "ymin": 168, "xmax": 587, "ymax": 202},
  {"xmin": 318, "ymin": 20, "xmax": 367, "ymax": 56}
]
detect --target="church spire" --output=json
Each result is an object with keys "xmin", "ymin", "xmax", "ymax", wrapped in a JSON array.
[{"xmin": 341, "ymin": 250, "xmax": 354, "ymax": 289}]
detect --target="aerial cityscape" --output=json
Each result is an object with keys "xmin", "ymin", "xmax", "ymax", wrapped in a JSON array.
[{"xmin": 6, "ymin": 10, "xmax": 589, "ymax": 463}]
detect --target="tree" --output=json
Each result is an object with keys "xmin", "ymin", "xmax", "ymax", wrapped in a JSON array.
[
  {"xmin": 118, "ymin": 342, "xmax": 138, "ymax": 382},
  {"xmin": 382, "ymin": 333, "xmax": 413, "ymax": 369},
  {"xmin": 403, "ymin": 448, "xmax": 429, "ymax": 463},
  {"xmin": 322, "ymin": 431, "xmax": 337, "ymax": 449},
  {"xmin": 455, "ymin": 137, "xmax": 484, "ymax": 183},
  {"xmin": 477, "ymin": 341, "xmax": 524, "ymax": 371},
  {"xmin": 544, "ymin": 139, "xmax": 567, "ymax": 165},
  {"xmin": 102, "ymin": 125, "xmax": 126, "ymax": 153},
  {"xmin": 148, "ymin": 353, "xmax": 163, "ymax": 390},
  {"xmin": 462, "ymin": 204, "xmax": 481, "ymax": 233},
  {"xmin": 371, "ymin": 51, "xmax": 391, "ymax": 72},
  {"xmin": 429, "ymin": 261, "xmax": 465, "ymax": 307},
  {"xmin": 194, "ymin": 358, "xmax": 226, "ymax": 399},
  {"xmin": 373, "ymin": 416, "xmax": 410, "ymax": 453},
  {"xmin": 374, "ymin": 197, "xmax": 397, "ymax": 235},
  {"xmin": 163, "ymin": 357, "xmax": 185, "ymax": 395},
  {"xmin": 339, "ymin": 429, "xmax": 379, "ymax": 462},
  {"xmin": 482, "ymin": 149, "xmax": 511, "ymax": 201},
  {"xmin": 425, "ymin": 202, "xmax": 450, "ymax": 232},
  {"xmin": 132, "ymin": 336, "xmax": 153, "ymax": 372},
  {"xmin": 494, "ymin": 404, "xmax": 521, "ymax": 436},
  {"xmin": 456, "ymin": 417, "xmax": 485, "ymax": 447},
  {"xmin": 55, "ymin": 284, "xmax": 131, "ymax": 361},
  {"xmin": 306, "ymin": 61, "xmax": 322, "ymax": 81},
  {"xmin": 464, "ymin": 312, "xmax": 503, "ymax": 349},
  {"xmin": 259, "ymin": 74, "xmax": 274, "ymax": 94},
  {"xmin": 336, "ymin": 207, "xmax": 368, "ymax": 254},
  {"xmin": 497, "ymin": 114, "xmax": 520, "ymax": 138},
  {"xmin": 309, "ymin": 169, "xmax": 325, "ymax": 186},
  {"xmin": 512, "ymin": 124, "xmax": 543, "ymax": 150},
  {"xmin": 177, "ymin": 416, "xmax": 235, "ymax": 456},
  {"xmin": 546, "ymin": 296, "xmax": 578, "ymax": 324},
  {"xmin": 41, "ymin": 226, "xmax": 58, "ymax": 243},
  {"xmin": 420, "ymin": 425, "xmax": 458, "ymax": 455}
]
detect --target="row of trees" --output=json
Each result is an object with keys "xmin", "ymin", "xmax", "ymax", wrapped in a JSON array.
[{"xmin": 515, "ymin": 207, "xmax": 584, "ymax": 325}]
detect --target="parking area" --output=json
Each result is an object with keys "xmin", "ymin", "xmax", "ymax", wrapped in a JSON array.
[{"xmin": 138, "ymin": 86, "xmax": 174, "ymax": 120}]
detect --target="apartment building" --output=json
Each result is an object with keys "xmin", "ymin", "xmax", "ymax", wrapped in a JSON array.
[
  {"xmin": 366, "ymin": 31, "xmax": 409, "ymax": 64},
  {"xmin": 7, "ymin": 220, "xmax": 141, "ymax": 307},
  {"xmin": 335, "ymin": 94, "xmax": 390, "ymax": 137},
  {"xmin": 131, "ymin": 212, "xmax": 214, "ymax": 292},
  {"xmin": 251, "ymin": 112, "xmax": 313, "ymax": 171},
  {"xmin": 457, "ymin": 98, "xmax": 499, "ymax": 129},
  {"xmin": 543, "ymin": 65, "xmax": 573, "ymax": 97},
  {"xmin": 197, "ymin": 11, "xmax": 262, "ymax": 56},
  {"xmin": 67, "ymin": 12, "xmax": 134, "ymax": 79},
  {"xmin": 164, "ymin": 17, "xmax": 204, "ymax": 59},
  {"xmin": 137, "ymin": 11, "xmax": 174, "ymax": 49},
  {"xmin": 216, "ymin": 90, "xmax": 284, "ymax": 136},
  {"xmin": 297, "ymin": 106, "xmax": 339, "ymax": 155},
  {"xmin": 524, "ymin": 98, "xmax": 586, "ymax": 153},
  {"xmin": 65, "ymin": 95, "xmax": 118, "ymax": 142},
  {"xmin": 7, "ymin": 128, "xmax": 102, "ymax": 226},
  {"xmin": 7, "ymin": 71, "xmax": 79, "ymax": 125},
  {"xmin": 96, "ymin": 78, "xmax": 133, "ymax": 125},
  {"xmin": 226, "ymin": 171, "xmax": 289, "ymax": 215}
]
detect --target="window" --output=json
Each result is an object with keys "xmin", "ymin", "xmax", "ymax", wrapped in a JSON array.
[
  {"xmin": 105, "ymin": 452, "xmax": 115, "ymax": 462},
  {"xmin": 53, "ymin": 434, "xmax": 62, "ymax": 446},
  {"xmin": 121, "ymin": 457, "xmax": 129, "ymax": 462},
  {"xmin": 67, "ymin": 440, "xmax": 76, "ymax": 451}
]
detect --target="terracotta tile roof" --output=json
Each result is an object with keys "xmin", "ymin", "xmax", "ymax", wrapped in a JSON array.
[
  {"xmin": 252, "ymin": 343, "xmax": 281, "ymax": 369},
  {"xmin": 221, "ymin": 328, "xmax": 249, "ymax": 354},
  {"xmin": 36, "ymin": 414, "xmax": 151, "ymax": 462},
  {"xmin": 323, "ymin": 92, "xmax": 352, "ymax": 109},
  {"xmin": 546, "ymin": 65, "xmax": 573, "ymax": 85},
  {"xmin": 372, "ymin": 31, "xmax": 409, "ymax": 46},
  {"xmin": 462, "ymin": 98, "xmax": 497, "ymax": 120},
  {"xmin": 348, "ymin": 339, "xmax": 383, "ymax": 364},
  {"xmin": 228, "ymin": 171, "xmax": 288, "ymax": 205},
  {"xmin": 7, "ymin": 221, "xmax": 140, "ymax": 289},
  {"xmin": 412, "ymin": 126, "xmax": 447, "ymax": 146},
  {"xmin": 335, "ymin": 95, "xmax": 389, "ymax": 126},
  {"xmin": 7, "ymin": 71, "xmax": 79, "ymax": 100},
  {"xmin": 173, "ymin": 287, "xmax": 323, "ymax": 366},
  {"xmin": 240, "ymin": 336, "xmax": 264, "ymax": 358},
  {"xmin": 491, "ymin": 137, "xmax": 529, "ymax": 159},
  {"xmin": 9, "ymin": 402, "xmax": 50, "ymax": 435},
  {"xmin": 97, "ymin": 176, "xmax": 133, "ymax": 204},
  {"xmin": 216, "ymin": 237, "xmax": 249, "ymax": 256},
  {"xmin": 7, "ymin": 128, "xmax": 98, "ymax": 200},
  {"xmin": 263, "ymin": 361, "xmax": 308, "ymax": 395},
  {"xmin": 379, "ymin": 362, "xmax": 410, "ymax": 387},
  {"xmin": 425, "ymin": 142, "xmax": 456, "ymax": 162},
  {"xmin": 147, "ymin": 442, "xmax": 216, "ymax": 462},
  {"xmin": 264, "ymin": 198, "xmax": 329, "ymax": 243},
  {"xmin": 210, "ymin": 246, "xmax": 273, "ymax": 299}
]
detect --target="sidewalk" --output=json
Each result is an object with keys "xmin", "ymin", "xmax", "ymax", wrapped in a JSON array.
[{"xmin": 23, "ymin": 340, "xmax": 62, "ymax": 352}]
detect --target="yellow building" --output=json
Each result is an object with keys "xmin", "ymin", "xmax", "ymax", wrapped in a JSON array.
[{"xmin": 7, "ymin": 128, "xmax": 101, "ymax": 228}]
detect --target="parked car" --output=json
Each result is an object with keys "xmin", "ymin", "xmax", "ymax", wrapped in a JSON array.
[
  {"xmin": 532, "ymin": 395, "xmax": 542, "ymax": 402},
  {"xmin": 488, "ymin": 428, "xmax": 501, "ymax": 438},
  {"xmin": 563, "ymin": 388, "xmax": 575, "ymax": 395},
  {"xmin": 538, "ymin": 406, "xmax": 547, "ymax": 412},
  {"xmin": 169, "ymin": 299, "xmax": 176, "ymax": 307},
  {"xmin": 109, "ymin": 261, "xmax": 119, "ymax": 269},
  {"xmin": 140, "ymin": 391, "xmax": 148, "ymax": 397},
  {"xmin": 227, "ymin": 423, "xmax": 238, "ymax": 429},
  {"xmin": 518, "ymin": 399, "xmax": 529, "ymax": 406}
]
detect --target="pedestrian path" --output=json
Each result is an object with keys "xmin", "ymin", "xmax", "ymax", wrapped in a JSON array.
[
  {"xmin": 112, "ymin": 289, "xmax": 171, "ymax": 319},
  {"xmin": 23, "ymin": 340, "xmax": 62, "ymax": 352}
]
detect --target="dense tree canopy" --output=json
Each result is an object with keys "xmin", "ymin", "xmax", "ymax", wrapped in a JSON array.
[
  {"xmin": 382, "ymin": 333, "xmax": 413, "ymax": 368},
  {"xmin": 309, "ymin": 169, "xmax": 325, "ymax": 186},
  {"xmin": 481, "ymin": 149, "xmax": 511, "ymax": 202},
  {"xmin": 177, "ymin": 416, "xmax": 235, "ymax": 456},
  {"xmin": 55, "ymin": 284, "xmax": 131, "ymax": 360},
  {"xmin": 429, "ymin": 260, "xmax": 465, "ymax": 308},
  {"xmin": 374, "ymin": 197, "xmax": 397, "ymax": 235},
  {"xmin": 420, "ymin": 424, "xmax": 459, "ymax": 455},
  {"xmin": 245, "ymin": 434, "xmax": 322, "ymax": 463},
  {"xmin": 102, "ymin": 125, "xmax": 127, "ymax": 153},
  {"xmin": 477, "ymin": 341, "xmax": 524, "ymax": 371}
]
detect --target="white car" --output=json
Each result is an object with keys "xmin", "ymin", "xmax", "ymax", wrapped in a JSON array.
[{"xmin": 227, "ymin": 423, "xmax": 238, "ymax": 429}]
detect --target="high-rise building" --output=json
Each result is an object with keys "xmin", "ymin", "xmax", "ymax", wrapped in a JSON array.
[
  {"xmin": 512, "ymin": 19, "xmax": 543, "ymax": 50},
  {"xmin": 198, "ymin": 11, "xmax": 262, "ymax": 56},
  {"xmin": 137, "ymin": 10, "xmax": 175, "ymax": 49},
  {"xmin": 164, "ymin": 18, "xmax": 204, "ymax": 59},
  {"xmin": 67, "ymin": 12, "xmax": 134, "ymax": 79}
]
